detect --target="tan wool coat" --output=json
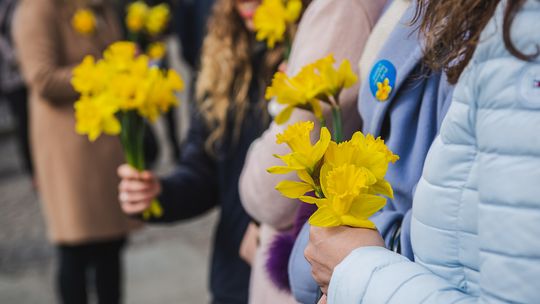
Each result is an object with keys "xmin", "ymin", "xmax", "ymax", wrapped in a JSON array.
[{"xmin": 13, "ymin": 0, "xmax": 139, "ymax": 244}]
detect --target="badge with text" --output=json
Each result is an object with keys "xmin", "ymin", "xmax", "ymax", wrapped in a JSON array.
[
  {"xmin": 369, "ymin": 60, "xmax": 397, "ymax": 102},
  {"xmin": 519, "ymin": 65, "xmax": 540, "ymax": 108}
]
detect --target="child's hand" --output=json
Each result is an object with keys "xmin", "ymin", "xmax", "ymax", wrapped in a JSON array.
[{"xmin": 117, "ymin": 164, "xmax": 161, "ymax": 215}]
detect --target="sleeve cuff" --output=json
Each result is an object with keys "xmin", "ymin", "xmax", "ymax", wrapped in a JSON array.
[{"xmin": 327, "ymin": 246, "xmax": 408, "ymax": 303}]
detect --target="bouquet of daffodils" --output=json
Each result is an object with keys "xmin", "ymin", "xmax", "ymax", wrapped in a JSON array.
[
  {"xmin": 266, "ymin": 55, "xmax": 399, "ymax": 228},
  {"xmin": 72, "ymin": 41, "xmax": 184, "ymax": 219},
  {"xmin": 253, "ymin": 0, "xmax": 302, "ymax": 57}
]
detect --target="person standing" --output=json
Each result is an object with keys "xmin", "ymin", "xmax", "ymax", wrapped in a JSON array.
[
  {"xmin": 12, "ymin": 0, "xmax": 139, "ymax": 303},
  {"xmin": 305, "ymin": 1, "xmax": 540, "ymax": 303},
  {"xmin": 117, "ymin": 0, "xmax": 283, "ymax": 302}
]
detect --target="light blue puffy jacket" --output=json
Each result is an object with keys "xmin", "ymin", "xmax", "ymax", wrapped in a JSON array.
[{"xmin": 327, "ymin": 1, "xmax": 540, "ymax": 303}]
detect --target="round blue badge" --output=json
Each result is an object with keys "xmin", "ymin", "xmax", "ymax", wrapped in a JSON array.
[{"xmin": 369, "ymin": 60, "xmax": 397, "ymax": 102}]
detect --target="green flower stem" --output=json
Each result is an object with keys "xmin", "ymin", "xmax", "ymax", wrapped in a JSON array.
[
  {"xmin": 120, "ymin": 110, "xmax": 163, "ymax": 220},
  {"xmin": 331, "ymin": 106, "xmax": 344, "ymax": 143},
  {"xmin": 284, "ymin": 27, "xmax": 294, "ymax": 60}
]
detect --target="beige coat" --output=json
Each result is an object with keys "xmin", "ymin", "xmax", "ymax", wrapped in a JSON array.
[
  {"xmin": 13, "ymin": 0, "xmax": 139, "ymax": 244},
  {"xmin": 239, "ymin": 0, "xmax": 387, "ymax": 303}
]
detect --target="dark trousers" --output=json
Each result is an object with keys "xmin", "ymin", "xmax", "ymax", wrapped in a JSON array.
[{"xmin": 56, "ymin": 237, "xmax": 126, "ymax": 304}]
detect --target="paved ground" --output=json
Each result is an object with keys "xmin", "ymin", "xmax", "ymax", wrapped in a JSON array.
[
  {"xmin": 0, "ymin": 39, "xmax": 222, "ymax": 303},
  {"xmin": 0, "ymin": 103, "xmax": 217, "ymax": 303}
]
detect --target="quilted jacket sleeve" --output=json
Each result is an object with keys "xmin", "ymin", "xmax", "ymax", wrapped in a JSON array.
[{"xmin": 327, "ymin": 3, "xmax": 540, "ymax": 303}]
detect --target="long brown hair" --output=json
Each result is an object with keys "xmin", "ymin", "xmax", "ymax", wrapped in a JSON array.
[
  {"xmin": 413, "ymin": 0, "xmax": 539, "ymax": 84},
  {"xmin": 195, "ymin": 0, "xmax": 283, "ymax": 154}
]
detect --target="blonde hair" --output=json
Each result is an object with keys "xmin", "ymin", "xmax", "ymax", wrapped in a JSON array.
[{"xmin": 196, "ymin": 0, "xmax": 283, "ymax": 154}]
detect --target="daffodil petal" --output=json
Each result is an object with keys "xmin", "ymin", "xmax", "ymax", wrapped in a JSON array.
[
  {"xmin": 349, "ymin": 194, "xmax": 387, "ymax": 219},
  {"xmin": 308, "ymin": 207, "xmax": 341, "ymax": 227},
  {"xmin": 103, "ymin": 117, "xmax": 121, "ymax": 135},
  {"xmin": 309, "ymin": 99, "xmax": 323, "ymax": 121},
  {"xmin": 310, "ymin": 127, "xmax": 331, "ymax": 163},
  {"xmin": 267, "ymin": 166, "xmax": 296, "ymax": 174},
  {"xmin": 275, "ymin": 106, "xmax": 295, "ymax": 125},
  {"xmin": 371, "ymin": 179, "xmax": 394, "ymax": 199},
  {"xmin": 340, "ymin": 216, "xmax": 376, "ymax": 229},
  {"xmin": 319, "ymin": 163, "xmax": 331, "ymax": 198},
  {"xmin": 297, "ymin": 170, "xmax": 315, "ymax": 186},
  {"xmin": 338, "ymin": 60, "xmax": 358, "ymax": 89},
  {"xmin": 299, "ymin": 195, "xmax": 322, "ymax": 205},
  {"xmin": 275, "ymin": 180, "xmax": 313, "ymax": 199}
]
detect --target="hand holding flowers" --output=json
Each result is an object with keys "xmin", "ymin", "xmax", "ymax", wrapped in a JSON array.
[
  {"xmin": 305, "ymin": 226, "xmax": 385, "ymax": 294},
  {"xmin": 117, "ymin": 164, "xmax": 161, "ymax": 216},
  {"xmin": 71, "ymin": 41, "xmax": 184, "ymax": 219}
]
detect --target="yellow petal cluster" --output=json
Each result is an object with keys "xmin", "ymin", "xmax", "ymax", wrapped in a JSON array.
[
  {"xmin": 75, "ymin": 94, "xmax": 121, "ymax": 142},
  {"xmin": 147, "ymin": 42, "xmax": 167, "ymax": 60},
  {"xmin": 268, "ymin": 121, "xmax": 331, "ymax": 198},
  {"xmin": 72, "ymin": 9, "xmax": 96, "ymax": 35},
  {"xmin": 146, "ymin": 4, "xmax": 170, "ymax": 36},
  {"xmin": 253, "ymin": 0, "xmax": 302, "ymax": 48},
  {"xmin": 72, "ymin": 41, "xmax": 184, "ymax": 141},
  {"xmin": 268, "ymin": 122, "xmax": 398, "ymax": 228},
  {"xmin": 126, "ymin": 1, "xmax": 170, "ymax": 36},
  {"xmin": 265, "ymin": 54, "xmax": 358, "ymax": 124},
  {"xmin": 126, "ymin": 1, "xmax": 148, "ymax": 33},
  {"xmin": 300, "ymin": 164, "xmax": 386, "ymax": 228}
]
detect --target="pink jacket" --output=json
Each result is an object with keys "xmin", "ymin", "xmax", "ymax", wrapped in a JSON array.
[{"xmin": 239, "ymin": 0, "xmax": 387, "ymax": 303}]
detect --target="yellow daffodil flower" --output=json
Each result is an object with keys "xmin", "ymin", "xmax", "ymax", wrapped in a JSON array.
[
  {"xmin": 315, "ymin": 55, "xmax": 358, "ymax": 98},
  {"xmin": 103, "ymin": 41, "xmax": 139, "ymax": 72},
  {"xmin": 71, "ymin": 41, "xmax": 184, "ymax": 138},
  {"xmin": 265, "ymin": 55, "xmax": 359, "ymax": 125},
  {"xmin": 266, "ymin": 65, "xmax": 326, "ymax": 124},
  {"xmin": 299, "ymin": 164, "xmax": 387, "ymax": 228},
  {"xmin": 324, "ymin": 131, "xmax": 398, "ymax": 198},
  {"xmin": 268, "ymin": 121, "xmax": 331, "ymax": 174},
  {"xmin": 269, "ymin": 122, "xmax": 331, "ymax": 199},
  {"xmin": 74, "ymin": 94, "xmax": 121, "ymax": 141},
  {"xmin": 72, "ymin": 56, "xmax": 99, "ymax": 95},
  {"xmin": 146, "ymin": 4, "xmax": 170, "ymax": 36},
  {"xmin": 147, "ymin": 42, "xmax": 167, "ymax": 60},
  {"xmin": 253, "ymin": 0, "xmax": 302, "ymax": 48},
  {"xmin": 140, "ymin": 68, "xmax": 183, "ymax": 122},
  {"xmin": 72, "ymin": 9, "xmax": 96, "ymax": 35},
  {"xmin": 126, "ymin": 1, "xmax": 149, "ymax": 33},
  {"xmin": 362, "ymin": 133, "xmax": 400, "ymax": 164},
  {"xmin": 375, "ymin": 78, "xmax": 392, "ymax": 101}
]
